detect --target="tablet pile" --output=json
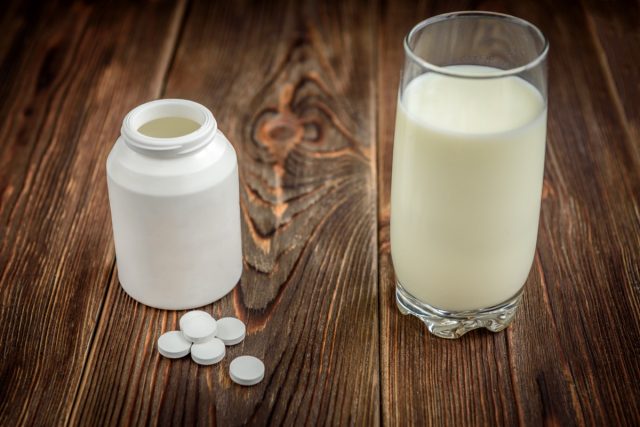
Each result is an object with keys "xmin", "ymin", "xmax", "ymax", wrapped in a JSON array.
[{"xmin": 157, "ymin": 310, "xmax": 264, "ymax": 386}]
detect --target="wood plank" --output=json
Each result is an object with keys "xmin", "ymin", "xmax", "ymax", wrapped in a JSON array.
[
  {"xmin": 71, "ymin": 0, "xmax": 380, "ymax": 424},
  {"xmin": 505, "ymin": 1, "xmax": 640, "ymax": 422},
  {"xmin": 378, "ymin": 0, "xmax": 640, "ymax": 425},
  {"xmin": 582, "ymin": 0, "xmax": 640, "ymax": 163},
  {"xmin": 0, "ymin": 0, "xmax": 187, "ymax": 424}
]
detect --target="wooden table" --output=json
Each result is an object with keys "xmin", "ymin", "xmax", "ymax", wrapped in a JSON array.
[{"xmin": 1, "ymin": 0, "xmax": 639, "ymax": 425}]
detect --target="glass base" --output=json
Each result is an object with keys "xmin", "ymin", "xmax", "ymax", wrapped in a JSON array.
[{"xmin": 395, "ymin": 281, "xmax": 523, "ymax": 339}]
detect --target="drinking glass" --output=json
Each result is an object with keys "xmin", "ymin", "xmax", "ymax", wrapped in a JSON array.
[{"xmin": 391, "ymin": 11, "xmax": 549, "ymax": 338}]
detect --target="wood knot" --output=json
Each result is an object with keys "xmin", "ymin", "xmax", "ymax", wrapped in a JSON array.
[
  {"xmin": 257, "ymin": 115, "xmax": 304, "ymax": 166},
  {"xmin": 262, "ymin": 118, "xmax": 303, "ymax": 144}
]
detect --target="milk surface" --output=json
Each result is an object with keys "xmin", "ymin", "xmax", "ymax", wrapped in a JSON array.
[
  {"xmin": 138, "ymin": 117, "xmax": 201, "ymax": 138},
  {"xmin": 391, "ymin": 65, "xmax": 547, "ymax": 311}
]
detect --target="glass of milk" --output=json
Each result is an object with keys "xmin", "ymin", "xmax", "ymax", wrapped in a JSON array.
[{"xmin": 391, "ymin": 12, "xmax": 549, "ymax": 338}]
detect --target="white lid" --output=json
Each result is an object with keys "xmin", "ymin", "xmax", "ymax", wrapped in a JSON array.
[
  {"xmin": 215, "ymin": 317, "xmax": 246, "ymax": 346},
  {"xmin": 229, "ymin": 356, "xmax": 265, "ymax": 386},
  {"xmin": 180, "ymin": 310, "xmax": 217, "ymax": 343},
  {"xmin": 121, "ymin": 99, "xmax": 217, "ymax": 155},
  {"xmin": 157, "ymin": 331, "xmax": 191, "ymax": 359},
  {"xmin": 191, "ymin": 338, "xmax": 226, "ymax": 365}
]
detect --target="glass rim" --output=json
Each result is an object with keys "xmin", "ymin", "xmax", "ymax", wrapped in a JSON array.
[{"xmin": 404, "ymin": 11, "xmax": 549, "ymax": 79}]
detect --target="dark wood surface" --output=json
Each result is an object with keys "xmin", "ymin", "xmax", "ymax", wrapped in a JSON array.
[{"xmin": 0, "ymin": 0, "xmax": 638, "ymax": 425}]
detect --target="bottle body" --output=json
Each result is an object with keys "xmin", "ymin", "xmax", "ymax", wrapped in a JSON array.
[{"xmin": 106, "ymin": 100, "xmax": 242, "ymax": 309}]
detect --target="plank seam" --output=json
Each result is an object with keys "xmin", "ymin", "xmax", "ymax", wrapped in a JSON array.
[
  {"xmin": 581, "ymin": 0, "xmax": 640, "ymax": 166},
  {"xmin": 374, "ymin": 0, "xmax": 383, "ymax": 424},
  {"xmin": 158, "ymin": 0, "xmax": 192, "ymax": 97},
  {"xmin": 65, "ymin": 259, "xmax": 116, "ymax": 426},
  {"xmin": 64, "ymin": 0, "xmax": 191, "ymax": 421}
]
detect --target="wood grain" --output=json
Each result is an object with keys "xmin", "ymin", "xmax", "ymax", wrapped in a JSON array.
[
  {"xmin": 0, "ymin": 0, "xmax": 187, "ymax": 424},
  {"xmin": 0, "ymin": 0, "xmax": 638, "ymax": 425},
  {"xmin": 378, "ymin": 0, "xmax": 640, "ymax": 425},
  {"xmin": 71, "ymin": 0, "xmax": 380, "ymax": 425},
  {"xmin": 583, "ymin": 0, "xmax": 640, "ymax": 163}
]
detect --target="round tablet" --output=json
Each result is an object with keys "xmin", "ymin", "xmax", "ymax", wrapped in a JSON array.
[
  {"xmin": 191, "ymin": 338, "xmax": 226, "ymax": 365},
  {"xmin": 229, "ymin": 356, "xmax": 265, "ymax": 386},
  {"xmin": 215, "ymin": 317, "xmax": 246, "ymax": 346},
  {"xmin": 157, "ymin": 331, "xmax": 191, "ymax": 359},
  {"xmin": 180, "ymin": 310, "xmax": 217, "ymax": 343}
]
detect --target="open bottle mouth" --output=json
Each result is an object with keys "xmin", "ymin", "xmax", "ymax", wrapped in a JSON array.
[
  {"xmin": 405, "ymin": 11, "xmax": 549, "ymax": 79},
  {"xmin": 121, "ymin": 99, "xmax": 217, "ymax": 155}
]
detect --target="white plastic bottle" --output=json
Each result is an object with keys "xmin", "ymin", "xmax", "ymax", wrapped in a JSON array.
[{"xmin": 106, "ymin": 99, "xmax": 243, "ymax": 310}]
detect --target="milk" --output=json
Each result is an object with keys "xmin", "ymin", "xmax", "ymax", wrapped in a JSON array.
[
  {"xmin": 138, "ymin": 117, "xmax": 201, "ymax": 138},
  {"xmin": 391, "ymin": 65, "xmax": 547, "ymax": 312}
]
